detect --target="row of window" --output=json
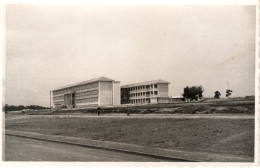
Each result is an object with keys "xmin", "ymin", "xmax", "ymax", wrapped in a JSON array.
[
  {"xmin": 54, "ymin": 103, "xmax": 61, "ymax": 106},
  {"xmin": 128, "ymin": 84, "xmax": 158, "ymax": 91},
  {"xmin": 130, "ymin": 91, "xmax": 158, "ymax": 97},
  {"xmin": 53, "ymin": 100, "xmax": 64, "ymax": 103},
  {"xmin": 76, "ymin": 90, "xmax": 98, "ymax": 97},
  {"xmin": 53, "ymin": 96, "xmax": 64, "ymax": 101},
  {"xmin": 77, "ymin": 97, "xmax": 98, "ymax": 103},
  {"xmin": 130, "ymin": 98, "xmax": 151, "ymax": 103},
  {"xmin": 53, "ymin": 82, "xmax": 98, "ymax": 95}
]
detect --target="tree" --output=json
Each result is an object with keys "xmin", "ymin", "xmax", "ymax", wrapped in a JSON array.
[
  {"xmin": 182, "ymin": 86, "xmax": 204, "ymax": 101},
  {"xmin": 4, "ymin": 104, "xmax": 49, "ymax": 112},
  {"xmin": 214, "ymin": 91, "xmax": 221, "ymax": 99},
  {"xmin": 197, "ymin": 86, "xmax": 204, "ymax": 99},
  {"xmin": 183, "ymin": 86, "xmax": 190, "ymax": 100},
  {"xmin": 226, "ymin": 89, "xmax": 233, "ymax": 98}
]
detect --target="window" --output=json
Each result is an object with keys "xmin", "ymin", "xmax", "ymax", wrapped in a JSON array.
[
  {"xmin": 154, "ymin": 91, "xmax": 158, "ymax": 95},
  {"xmin": 53, "ymin": 95, "xmax": 64, "ymax": 101},
  {"xmin": 93, "ymin": 90, "xmax": 98, "ymax": 95},
  {"xmin": 154, "ymin": 84, "xmax": 157, "ymax": 88}
]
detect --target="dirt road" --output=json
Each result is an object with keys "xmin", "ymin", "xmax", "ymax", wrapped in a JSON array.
[
  {"xmin": 5, "ymin": 113, "xmax": 254, "ymax": 121},
  {"xmin": 4, "ymin": 135, "xmax": 179, "ymax": 161}
]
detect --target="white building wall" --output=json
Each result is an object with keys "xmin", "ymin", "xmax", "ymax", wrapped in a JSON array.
[
  {"xmin": 158, "ymin": 83, "xmax": 169, "ymax": 97},
  {"xmin": 112, "ymin": 81, "xmax": 121, "ymax": 106},
  {"xmin": 150, "ymin": 97, "xmax": 157, "ymax": 104},
  {"xmin": 99, "ymin": 81, "xmax": 113, "ymax": 106}
]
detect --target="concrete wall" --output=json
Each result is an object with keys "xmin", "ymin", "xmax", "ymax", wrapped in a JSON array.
[
  {"xmin": 150, "ymin": 97, "xmax": 157, "ymax": 104},
  {"xmin": 99, "ymin": 81, "xmax": 113, "ymax": 106},
  {"xmin": 158, "ymin": 83, "xmax": 169, "ymax": 97},
  {"xmin": 169, "ymin": 98, "xmax": 184, "ymax": 103},
  {"xmin": 113, "ymin": 82, "xmax": 121, "ymax": 106},
  {"xmin": 158, "ymin": 97, "xmax": 169, "ymax": 103},
  {"xmin": 77, "ymin": 103, "xmax": 98, "ymax": 108}
]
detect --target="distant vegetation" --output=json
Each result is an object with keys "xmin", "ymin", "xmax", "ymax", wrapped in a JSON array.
[
  {"xmin": 226, "ymin": 89, "xmax": 233, "ymax": 98},
  {"xmin": 4, "ymin": 104, "xmax": 49, "ymax": 112},
  {"xmin": 244, "ymin": 95, "xmax": 255, "ymax": 99},
  {"xmin": 214, "ymin": 91, "xmax": 221, "ymax": 99},
  {"xmin": 182, "ymin": 86, "xmax": 204, "ymax": 101}
]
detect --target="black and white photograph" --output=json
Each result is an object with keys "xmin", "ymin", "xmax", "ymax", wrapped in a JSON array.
[{"xmin": 2, "ymin": 0, "xmax": 258, "ymax": 164}]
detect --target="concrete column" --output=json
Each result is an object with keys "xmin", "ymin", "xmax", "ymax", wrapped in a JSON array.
[
  {"xmin": 143, "ymin": 85, "xmax": 145, "ymax": 95},
  {"xmin": 71, "ymin": 93, "xmax": 73, "ymax": 108},
  {"xmin": 98, "ymin": 82, "xmax": 101, "ymax": 106},
  {"xmin": 153, "ymin": 84, "xmax": 155, "ymax": 97},
  {"xmin": 112, "ymin": 82, "xmax": 114, "ymax": 106},
  {"xmin": 150, "ymin": 84, "xmax": 152, "ymax": 98}
]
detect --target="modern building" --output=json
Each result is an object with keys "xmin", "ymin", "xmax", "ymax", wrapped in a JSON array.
[
  {"xmin": 52, "ymin": 77, "xmax": 120, "ymax": 108},
  {"xmin": 121, "ymin": 79, "xmax": 170, "ymax": 105}
]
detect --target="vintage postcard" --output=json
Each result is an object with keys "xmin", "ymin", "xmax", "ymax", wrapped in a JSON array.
[{"xmin": 1, "ymin": 0, "xmax": 259, "ymax": 167}]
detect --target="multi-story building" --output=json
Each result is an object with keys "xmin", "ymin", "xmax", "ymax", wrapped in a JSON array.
[
  {"xmin": 121, "ymin": 79, "xmax": 170, "ymax": 104},
  {"xmin": 52, "ymin": 77, "xmax": 120, "ymax": 108}
]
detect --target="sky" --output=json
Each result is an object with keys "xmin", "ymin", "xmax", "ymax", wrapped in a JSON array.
[{"xmin": 5, "ymin": 4, "xmax": 256, "ymax": 106}]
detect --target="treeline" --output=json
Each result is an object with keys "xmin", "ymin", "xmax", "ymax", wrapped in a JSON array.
[{"xmin": 4, "ymin": 104, "xmax": 49, "ymax": 112}]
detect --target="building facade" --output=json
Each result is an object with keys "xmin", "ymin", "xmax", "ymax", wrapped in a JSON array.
[
  {"xmin": 121, "ymin": 79, "xmax": 170, "ymax": 105},
  {"xmin": 52, "ymin": 77, "xmax": 120, "ymax": 108}
]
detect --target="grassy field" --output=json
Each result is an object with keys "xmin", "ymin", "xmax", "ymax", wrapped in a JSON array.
[
  {"xmin": 19, "ymin": 99, "xmax": 255, "ymax": 115},
  {"xmin": 5, "ymin": 114, "xmax": 254, "ymax": 158}
]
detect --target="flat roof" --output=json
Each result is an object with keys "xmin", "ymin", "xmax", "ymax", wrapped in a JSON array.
[
  {"xmin": 53, "ymin": 77, "xmax": 119, "ymax": 91},
  {"xmin": 121, "ymin": 79, "xmax": 170, "ymax": 88},
  {"xmin": 171, "ymin": 96, "xmax": 184, "ymax": 98}
]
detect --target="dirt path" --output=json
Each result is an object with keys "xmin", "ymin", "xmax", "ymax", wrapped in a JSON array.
[
  {"xmin": 5, "ymin": 113, "xmax": 254, "ymax": 121},
  {"xmin": 4, "ymin": 135, "xmax": 177, "ymax": 161}
]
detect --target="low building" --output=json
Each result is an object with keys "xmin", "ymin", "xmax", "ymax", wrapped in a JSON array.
[
  {"xmin": 52, "ymin": 77, "xmax": 120, "ymax": 108},
  {"xmin": 121, "ymin": 79, "xmax": 170, "ymax": 105},
  {"xmin": 169, "ymin": 96, "xmax": 185, "ymax": 103}
]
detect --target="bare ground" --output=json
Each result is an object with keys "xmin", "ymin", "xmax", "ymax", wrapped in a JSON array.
[
  {"xmin": 5, "ymin": 114, "xmax": 254, "ymax": 158},
  {"xmin": 5, "ymin": 135, "xmax": 174, "ymax": 161}
]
